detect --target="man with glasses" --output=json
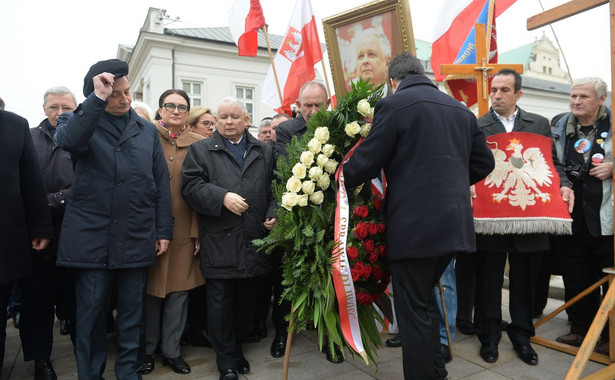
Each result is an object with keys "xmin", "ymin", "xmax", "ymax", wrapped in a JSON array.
[
  {"xmin": 54, "ymin": 59, "xmax": 173, "ymax": 380},
  {"xmin": 16, "ymin": 87, "xmax": 77, "ymax": 380}
]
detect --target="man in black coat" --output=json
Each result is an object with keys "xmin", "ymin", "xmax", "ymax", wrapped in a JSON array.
[
  {"xmin": 344, "ymin": 52, "xmax": 494, "ymax": 380},
  {"xmin": 0, "ymin": 110, "xmax": 53, "ymax": 373},
  {"xmin": 17, "ymin": 86, "xmax": 77, "ymax": 380},
  {"xmin": 182, "ymin": 97, "xmax": 276, "ymax": 380},
  {"xmin": 472, "ymin": 69, "xmax": 573, "ymax": 366}
]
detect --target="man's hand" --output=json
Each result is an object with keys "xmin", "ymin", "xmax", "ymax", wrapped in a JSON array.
[
  {"xmin": 93, "ymin": 73, "xmax": 115, "ymax": 100},
  {"xmin": 589, "ymin": 161, "xmax": 613, "ymax": 181},
  {"xmin": 223, "ymin": 192, "xmax": 248, "ymax": 216},
  {"xmin": 193, "ymin": 238, "xmax": 200, "ymax": 256},
  {"xmin": 470, "ymin": 185, "xmax": 477, "ymax": 207},
  {"xmin": 31, "ymin": 238, "xmax": 50, "ymax": 251},
  {"xmin": 560, "ymin": 187, "xmax": 575, "ymax": 214},
  {"xmin": 263, "ymin": 217, "xmax": 276, "ymax": 231},
  {"xmin": 156, "ymin": 239, "xmax": 169, "ymax": 256}
]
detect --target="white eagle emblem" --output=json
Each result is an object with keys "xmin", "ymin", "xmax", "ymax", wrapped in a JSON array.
[
  {"xmin": 280, "ymin": 27, "xmax": 304, "ymax": 62},
  {"xmin": 485, "ymin": 138, "xmax": 553, "ymax": 210}
]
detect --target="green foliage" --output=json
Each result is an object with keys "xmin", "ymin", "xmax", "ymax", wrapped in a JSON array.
[{"xmin": 253, "ymin": 79, "xmax": 385, "ymax": 366}]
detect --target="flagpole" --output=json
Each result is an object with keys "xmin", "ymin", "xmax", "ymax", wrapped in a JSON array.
[
  {"xmin": 263, "ymin": 24, "xmax": 284, "ymax": 107},
  {"xmin": 486, "ymin": 0, "xmax": 495, "ymax": 62},
  {"xmin": 320, "ymin": 60, "xmax": 333, "ymax": 106}
]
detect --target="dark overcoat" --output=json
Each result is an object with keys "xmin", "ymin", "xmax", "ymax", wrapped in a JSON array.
[
  {"xmin": 54, "ymin": 94, "xmax": 173, "ymax": 269},
  {"xmin": 343, "ymin": 75, "xmax": 495, "ymax": 260},
  {"xmin": 0, "ymin": 111, "xmax": 53, "ymax": 283},
  {"xmin": 31, "ymin": 120, "xmax": 73, "ymax": 252},
  {"xmin": 476, "ymin": 107, "xmax": 566, "ymax": 252},
  {"xmin": 181, "ymin": 130, "xmax": 276, "ymax": 279},
  {"xmin": 274, "ymin": 114, "xmax": 306, "ymax": 160}
]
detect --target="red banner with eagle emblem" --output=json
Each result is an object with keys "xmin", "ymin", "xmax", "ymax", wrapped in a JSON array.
[{"xmin": 473, "ymin": 132, "xmax": 572, "ymax": 235}]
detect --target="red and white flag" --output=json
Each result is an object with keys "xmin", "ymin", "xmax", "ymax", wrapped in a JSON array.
[
  {"xmin": 261, "ymin": 0, "xmax": 323, "ymax": 113},
  {"xmin": 228, "ymin": 0, "xmax": 266, "ymax": 56},
  {"xmin": 430, "ymin": 0, "xmax": 516, "ymax": 82}
]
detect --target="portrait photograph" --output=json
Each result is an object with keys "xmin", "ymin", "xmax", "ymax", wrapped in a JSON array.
[{"xmin": 323, "ymin": 0, "xmax": 415, "ymax": 97}]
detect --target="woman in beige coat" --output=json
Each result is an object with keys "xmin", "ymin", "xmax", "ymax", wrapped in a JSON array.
[{"xmin": 142, "ymin": 89, "xmax": 205, "ymax": 375}]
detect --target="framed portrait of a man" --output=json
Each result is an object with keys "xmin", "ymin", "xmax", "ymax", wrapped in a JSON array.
[{"xmin": 323, "ymin": 0, "xmax": 415, "ymax": 97}]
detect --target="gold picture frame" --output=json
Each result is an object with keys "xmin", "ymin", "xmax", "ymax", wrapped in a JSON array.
[{"xmin": 322, "ymin": 0, "xmax": 416, "ymax": 97}]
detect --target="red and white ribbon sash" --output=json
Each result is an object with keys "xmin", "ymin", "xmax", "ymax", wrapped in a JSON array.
[{"xmin": 331, "ymin": 139, "xmax": 367, "ymax": 361}]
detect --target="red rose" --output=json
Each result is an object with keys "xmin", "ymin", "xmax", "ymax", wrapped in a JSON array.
[
  {"xmin": 362, "ymin": 239, "xmax": 375, "ymax": 253},
  {"xmin": 353, "ymin": 205, "xmax": 369, "ymax": 219},
  {"xmin": 351, "ymin": 262, "xmax": 364, "ymax": 281},
  {"xmin": 372, "ymin": 198, "xmax": 383, "ymax": 211},
  {"xmin": 346, "ymin": 246, "xmax": 359, "ymax": 261},
  {"xmin": 361, "ymin": 264, "xmax": 372, "ymax": 280},
  {"xmin": 367, "ymin": 251, "xmax": 379, "ymax": 264},
  {"xmin": 356, "ymin": 292, "xmax": 372, "ymax": 305},
  {"xmin": 367, "ymin": 222, "xmax": 378, "ymax": 235},
  {"xmin": 354, "ymin": 222, "xmax": 368, "ymax": 240},
  {"xmin": 371, "ymin": 265, "xmax": 382, "ymax": 280},
  {"xmin": 377, "ymin": 223, "xmax": 386, "ymax": 234},
  {"xmin": 378, "ymin": 245, "xmax": 387, "ymax": 257}
]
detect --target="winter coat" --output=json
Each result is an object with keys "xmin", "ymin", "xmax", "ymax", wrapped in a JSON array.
[
  {"xmin": 54, "ymin": 94, "xmax": 173, "ymax": 269},
  {"xmin": 0, "ymin": 110, "xmax": 53, "ymax": 283},
  {"xmin": 343, "ymin": 75, "xmax": 495, "ymax": 260},
  {"xmin": 30, "ymin": 120, "xmax": 73, "ymax": 253},
  {"xmin": 181, "ymin": 130, "xmax": 276, "ymax": 279},
  {"xmin": 146, "ymin": 124, "xmax": 205, "ymax": 297}
]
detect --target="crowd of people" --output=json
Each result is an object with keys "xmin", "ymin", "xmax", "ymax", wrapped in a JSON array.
[{"xmin": 0, "ymin": 51, "xmax": 611, "ymax": 380}]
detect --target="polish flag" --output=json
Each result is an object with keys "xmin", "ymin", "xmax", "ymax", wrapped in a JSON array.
[
  {"xmin": 431, "ymin": 0, "xmax": 516, "ymax": 81},
  {"xmin": 261, "ymin": 0, "xmax": 323, "ymax": 113},
  {"xmin": 228, "ymin": 0, "xmax": 266, "ymax": 56}
]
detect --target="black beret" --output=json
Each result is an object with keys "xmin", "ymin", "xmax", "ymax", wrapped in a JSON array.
[{"xmin": 83, "ymin": 59, "xmax": 129, "ymax": 97}]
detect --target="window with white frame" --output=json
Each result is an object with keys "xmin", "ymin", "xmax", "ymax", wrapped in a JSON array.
[
  {"xmin": 182, "ymin": 81, "xmax": 202, "ymax": 107},
  {"xmin": 236, "ymin": 86, "xmax": 255, "ymax": 122}
]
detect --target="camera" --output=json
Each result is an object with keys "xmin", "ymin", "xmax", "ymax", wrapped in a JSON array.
[{"xmin": 564, "ymin": 163, "xmax": 589, "ymax": 184}]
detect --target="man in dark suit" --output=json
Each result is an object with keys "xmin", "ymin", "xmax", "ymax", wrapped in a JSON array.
[
  {"xmin": 473, "ymin": 69, "xmax": 574, "ymax": 366},
  {"xmin": 344, "ymin": 52, "xmax": 494, "ymax": 380},
  {"xmin": 270, "ymin": 81, "xmax": 336, "ymax": 361},
  {"xmin": 0, "ymin": 110, "xmax": 53, "ymax": 373}
]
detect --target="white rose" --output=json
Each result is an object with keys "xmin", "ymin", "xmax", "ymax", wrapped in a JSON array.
[
  {"xmin": 344, "ymin": 121, "xmax": 361, "ymax": 138},
  {"xmin": 316, "ymin": 154, "xmax": 328, "ymax": 168},
  {"xmin": 322, "ymin": 144, "xmax": 335, "ymax": 157},
  {"xmin": 302, "ymin": 180, "xmax": 316, "ymax": 195},
  {"xmin": 314, "ymin": 126, "xmax": 330, "ymax": 143},
  {"xmin": 286, "ymin": 177, "xmax": 302, "ymax": 193},
  {"xmin": 310, "ymin": 190, "xmax": 324, "ymax": 205},
  {"xmin": 291, "ymin": 163, "xmax": 307, "ymax": 179},
  {"xmin": 300, "ymin": 151, "xmax": 314, "ymax": 166},
  {"xmin": 357, "ymin": 99, "xmax": 371, "ymax": 117},
  {"xmin": 317, "ymin": 173, "xmax": 330, "ymax": 190},
  {"xmin": 307, "ymin": 138, "xmax": 322, "ymax": 154},
  {"xmin": 359, "ymin": 122, "xmax": 371, "ymax": 137},
  {"xmin": 297, "ymin": 194, "xmax": 309, "ymax": 207},
  {"xmin": 281, "ymin": 192, "xmax": 299, "ymax": 211},
  {"xmin": 368, "ymin": 107, "xmax": 375, "ymax": 119},
  {"xmin": 308, "ymin": 166, "xmax": 323, "ymax": 180},
  {"xmin": 324, "ymin": 159, "xmax": 339, "ymax": 174}
]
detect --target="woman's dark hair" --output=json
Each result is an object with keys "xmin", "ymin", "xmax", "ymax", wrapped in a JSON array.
[{"xmin": 154, "ymin": 89, "xmax": 191, "ymax": 120}]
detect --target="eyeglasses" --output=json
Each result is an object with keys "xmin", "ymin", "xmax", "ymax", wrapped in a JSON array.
[
  {"xmin": 200, "ymin": 120, "xmax": 215, "ymax": 127},
  {"xmin": 45, "ymin": 106, "xmax": 74, "ymax": 113},
  {"xmin": 163, "ymin": 103, "xmax": 189, "ymax": 113}
]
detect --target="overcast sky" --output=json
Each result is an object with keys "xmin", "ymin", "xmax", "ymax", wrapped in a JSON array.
[{"xmin": 0, "ymin": 0, "xmax": 610, "ymax": 127}]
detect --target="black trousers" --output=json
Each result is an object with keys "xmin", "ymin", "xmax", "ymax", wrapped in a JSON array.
[
  {"xmin": 391, "ymin": 253, "xmax": 454, "ymax": 380},
  {"xmin": 271, "ymin": 248, "xmax": 291, "ymax": 335},
  {"xmin": 474, "ymin": 250, "xmax": 543, "ymax": 347},
  {"xmin": 0, "ymin": 281, "xmax": 11, "ymax": 371},
  {"xmin": 188, "ymin": 284, "xmax": 208, "ymax": 332},
  {"xmin": 207, "ymin": 277, "xmax": 258, "ymax": 372},
  {"xmin": 557, "ymin": 223, "xmax": 613, "ymax": 337},
  {"xmin": 455, "ymin": 251, "xmax": 476, "ymax": 324}
]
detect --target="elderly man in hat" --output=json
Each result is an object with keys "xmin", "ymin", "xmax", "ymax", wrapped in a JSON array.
[{"xmin": 54, "ymin": 59, "xmax": 173, "ymax": 380}]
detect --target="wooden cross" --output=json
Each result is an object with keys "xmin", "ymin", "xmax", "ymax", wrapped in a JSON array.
[
  {"xmin": 439, "ymin": 23, "xmax": 523, "ymax": 117},
  {"xmin": 525, "ymin": 2, "xmax": 614, "ymax": 380}
]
